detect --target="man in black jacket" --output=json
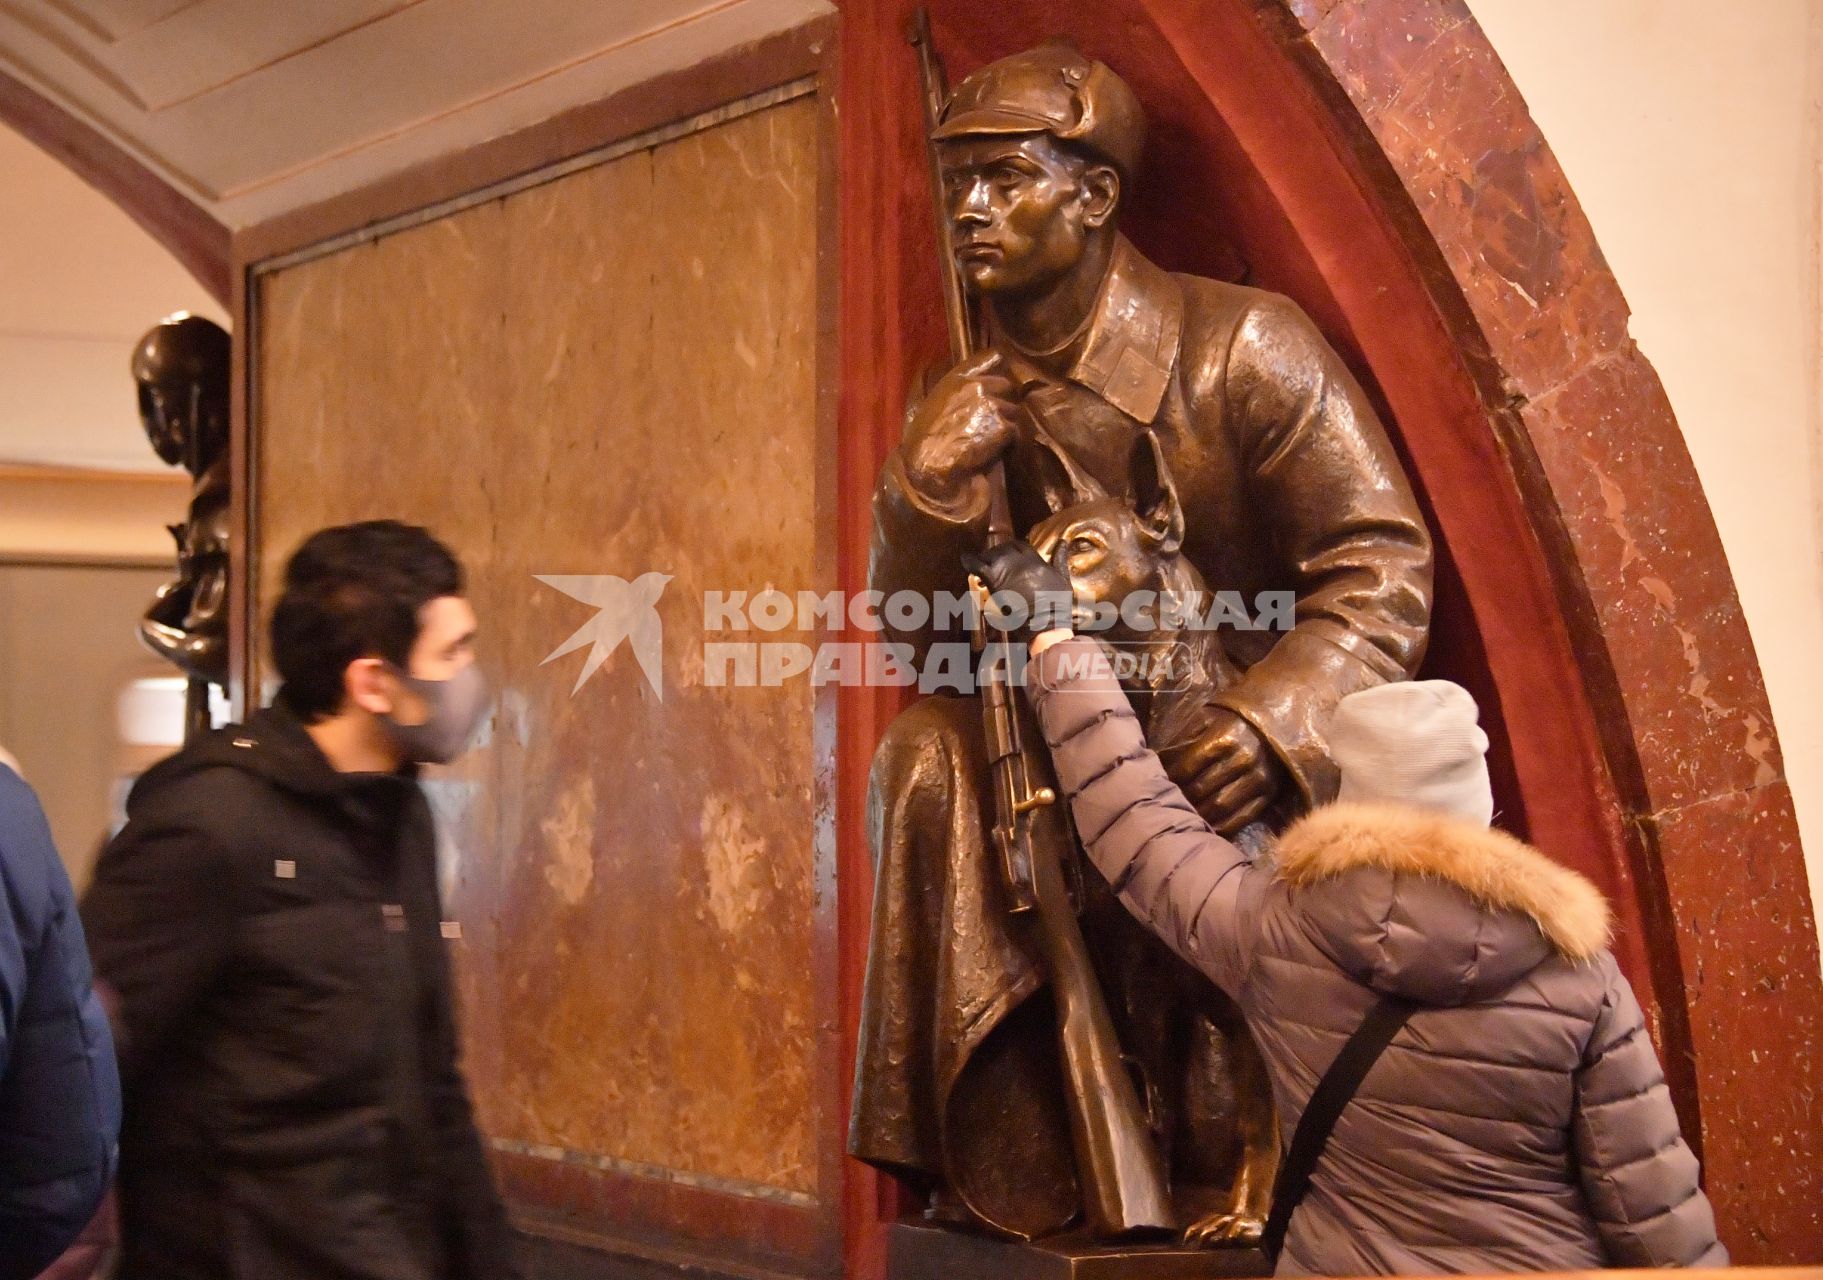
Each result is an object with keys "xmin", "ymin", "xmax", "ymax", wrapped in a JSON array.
[{"xmin": 83, "ymin": 521, "xmax": 516, "ymax": 1280}]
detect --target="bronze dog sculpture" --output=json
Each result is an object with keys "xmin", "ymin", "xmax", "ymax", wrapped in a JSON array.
[{"xmin": 1025, "ymin": 430, "xmax": 1279, "ymax": 1246}]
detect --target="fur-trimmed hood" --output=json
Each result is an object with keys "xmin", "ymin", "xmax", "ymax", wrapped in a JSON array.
[{"xmin": 1270, "ymin": 802, "xmax": 1612, "ymax": 1005}]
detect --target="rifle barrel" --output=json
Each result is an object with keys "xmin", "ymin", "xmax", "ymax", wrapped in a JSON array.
[
  {"xmin": 901, "ymin": 10, "xmax": 1173, "ymax": 1236},
  {"xmin": 908, "ymin": 9, "xmax": 976, "ymax": 363}
]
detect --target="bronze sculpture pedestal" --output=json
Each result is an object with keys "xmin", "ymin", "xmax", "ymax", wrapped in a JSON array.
[{"xmin": 886, "ymin": 1222, "xmax": 1269, "ymax": 1280}]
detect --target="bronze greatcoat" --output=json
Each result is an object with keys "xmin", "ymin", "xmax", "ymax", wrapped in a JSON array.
[{"xmin": 850, "ymin": 235, "xmax": 1434, "ymax": 1234}]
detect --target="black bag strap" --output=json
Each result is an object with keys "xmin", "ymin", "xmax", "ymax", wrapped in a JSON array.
[{"xmin": 1261, "ymin": 995, "xmax": 1419, "ymax": 1266}]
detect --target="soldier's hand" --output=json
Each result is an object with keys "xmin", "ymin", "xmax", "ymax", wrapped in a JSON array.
[
  {"xmin": 903, "ymin": 352, "xmax": 1021, "ymax": 506},
  {"xmin": 1159, "ymin": 709, "xmax": 1285, "ymax": 835}
]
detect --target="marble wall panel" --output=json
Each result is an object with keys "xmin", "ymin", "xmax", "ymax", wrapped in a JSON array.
[{"xmin": 252, "ymin": 94, "xmax": 824, "ymax": 1201}]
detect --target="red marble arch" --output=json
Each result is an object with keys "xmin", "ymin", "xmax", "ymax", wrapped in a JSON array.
[
  {"xmin": 836, "ymin": 0, "xmax": 1822, "ymax": 1268},
  {"xmin": 0, "ymin": 67, "xmax": 229, "ymax": 306}
]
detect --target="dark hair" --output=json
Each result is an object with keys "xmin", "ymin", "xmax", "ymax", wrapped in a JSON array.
[{"xmin": 270, "ymin": 521, "xmax": 464, "ymax": 722}]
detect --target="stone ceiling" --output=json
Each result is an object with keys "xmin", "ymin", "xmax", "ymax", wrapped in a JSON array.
[
  {"xmin": 0, "ymin": 0, "xmax": 827, "ymax": 227},
  {"xmin": 0, "ymin": 0, "xmax": 827, "ymax": 470}
]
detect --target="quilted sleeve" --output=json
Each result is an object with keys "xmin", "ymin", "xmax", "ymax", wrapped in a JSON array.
[{"xmin": 1571, "ymin": 955, "xmax": 1727, "ymax": 1268}]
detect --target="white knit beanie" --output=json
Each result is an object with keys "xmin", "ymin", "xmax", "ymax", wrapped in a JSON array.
[{"xmin": 1330, "ymin": 680, "xmax": 1493, "ymax": 827}]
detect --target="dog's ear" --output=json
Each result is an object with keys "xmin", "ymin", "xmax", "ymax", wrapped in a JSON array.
[
  {"xmin": 1031, "ymin": 430, "xmax": 1106, "ymax": 515},
  {"xmin": 1132, "ymin": 431, "xmax": 1184, "ymax": 555}
]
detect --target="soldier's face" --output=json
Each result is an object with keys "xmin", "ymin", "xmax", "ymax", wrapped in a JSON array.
[
  {"xmin": 939, "ymin": 135, "xmax": 1117, "ymax": 296},
  {"xmin": 138, "ymin": 381, "xmax": 191, "ymax": 467}
]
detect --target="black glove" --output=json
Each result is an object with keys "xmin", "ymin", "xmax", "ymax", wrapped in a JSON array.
[{"xmin": 962, "ymin": 540, "xmax": 1076, "ymax": 638}]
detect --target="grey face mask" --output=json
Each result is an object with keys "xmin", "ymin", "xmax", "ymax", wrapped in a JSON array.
[{"xmin": 381, "ymin": 663, "xmax": 491, "ymax": 765}]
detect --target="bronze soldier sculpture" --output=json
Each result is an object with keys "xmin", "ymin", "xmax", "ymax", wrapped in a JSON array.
[
  {"xmin": 134, "ymin": 313, "xmax": 231, "ymax": 742},
  {"xmin": 850, "ymin": 39, "xmax": 1434, "ymax": 1247}
]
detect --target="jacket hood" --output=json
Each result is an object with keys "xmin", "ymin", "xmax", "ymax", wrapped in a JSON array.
[
  {"xmin": 1273, "ymin": 802, "xmax": 1611, "ymax": 1005},
  {"xmin": 126, "ymin": 698, "xmax": 415, "ymax": 821}
]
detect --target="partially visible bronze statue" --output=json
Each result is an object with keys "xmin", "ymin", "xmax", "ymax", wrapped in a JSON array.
[
  {"xmin": 134, "ymin": 313, "xmax": 231, "ymax": 741},
  {"xmin": 850, "ymin": 33, "xmax": 1434, "ymax": 1250}
]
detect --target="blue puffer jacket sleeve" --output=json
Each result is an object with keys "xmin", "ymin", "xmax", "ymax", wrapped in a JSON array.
[{"xmin": 0, "ymin": 765, "xmax": 121, "ymax": 1280}]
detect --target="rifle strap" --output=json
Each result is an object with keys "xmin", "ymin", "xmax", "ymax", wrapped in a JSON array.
[{"xmin": 1260, "ymin": 994, "xmax": 1418, "ymax": 1267}]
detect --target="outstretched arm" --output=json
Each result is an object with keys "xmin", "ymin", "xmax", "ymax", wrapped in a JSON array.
[{"xmin": 1027, "ymin": 633, "xmax": 1269, "ymax": 999}]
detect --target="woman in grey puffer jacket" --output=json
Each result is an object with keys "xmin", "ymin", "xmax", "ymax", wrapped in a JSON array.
[{"xmin": 1020, "ymin": 629, "xmax": 1726, "ymax": 1275}]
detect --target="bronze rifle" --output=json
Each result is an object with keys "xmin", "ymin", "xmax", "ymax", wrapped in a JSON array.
[{"xmin": 906, "ymin": 10, "xmax": 1172, "ymax": 1239}]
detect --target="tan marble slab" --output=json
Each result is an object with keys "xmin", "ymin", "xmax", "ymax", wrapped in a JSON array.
[{"xmin": 253, "ymin": 95, "xmax": 823, "ymax": 1197}]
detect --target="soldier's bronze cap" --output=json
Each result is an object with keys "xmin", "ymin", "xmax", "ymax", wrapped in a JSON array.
[
  {"xmin": 132, "ymin": 312, "xmax": 230, "ymax": 388},
  {"xmin": 932, "ymin": 42, "xmax": 1144, "ymax": 180}
]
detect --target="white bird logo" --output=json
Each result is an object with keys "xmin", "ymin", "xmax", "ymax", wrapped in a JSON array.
[{"xmin": 536, "ymin": 572, "xmax": 673, "ymax": 699}]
